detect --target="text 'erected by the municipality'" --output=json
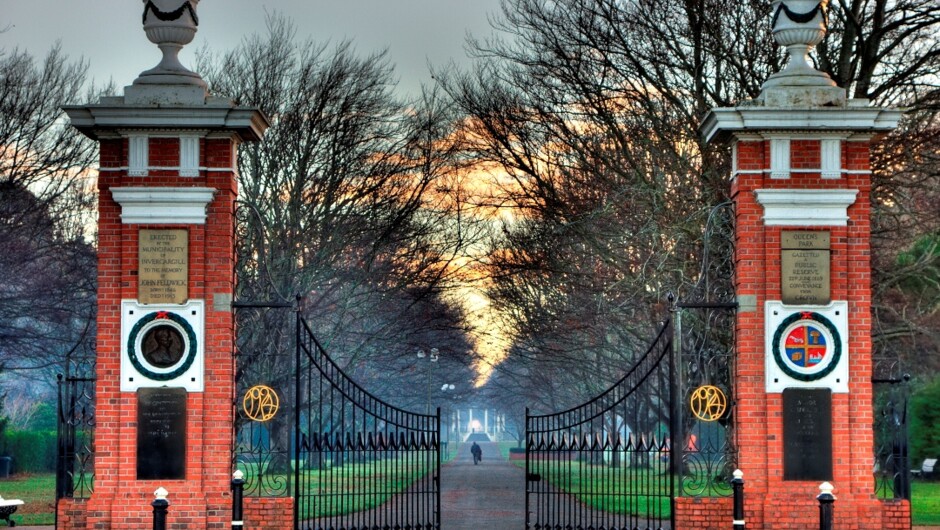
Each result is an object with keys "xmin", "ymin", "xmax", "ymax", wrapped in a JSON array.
[{"xmin": 139, "ymin": 229, "xmax": 188, "ymax": 304}]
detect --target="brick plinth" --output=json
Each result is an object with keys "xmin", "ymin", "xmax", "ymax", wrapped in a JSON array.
[
  {"xmin": 243, "ymin": 497, "xmax": 295, "ymax": 530},
  {"xmin": 882, "ymin": 500, "xmax": 912, "ymax": 529},
  {"xmin": 56, "ymin": 498, "xmax": 89, "ymax": 529},
  {"xmin": 674, "ymin": 497, "xmax": 733, "ymax": 530}
]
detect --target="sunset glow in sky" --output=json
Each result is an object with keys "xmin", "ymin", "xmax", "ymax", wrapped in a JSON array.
[{"xmin": 1, "ymin": 0, "xmax": 516, "ymax": 384}]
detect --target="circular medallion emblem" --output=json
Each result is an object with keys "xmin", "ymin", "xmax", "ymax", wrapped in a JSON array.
[
  {"xmin": 690, "ymin": 385, "xmax": 728, "ymax": 421},
  {"xmin": 141, "ymin": 325, "xmax": 185, "ymax": 367},
  {"xmin": 127, "ymin": 311, "xmax": 198, "ymax": 381},
  {"xmin": 772, "ymin": 311, "xmax": 842, "ymax": 382},
  {"xmin": 243, "ymin": 385, "xmax": 279, "ymax": 422}
]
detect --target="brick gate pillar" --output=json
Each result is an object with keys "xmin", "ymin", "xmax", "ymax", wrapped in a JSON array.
[
  {"xmin": 62, "ymin": 3, "xmax": 269, "ymax": 528},
  {"xmin": 700, "ymin": 1, "xmax": 906, "ymax": 529}
]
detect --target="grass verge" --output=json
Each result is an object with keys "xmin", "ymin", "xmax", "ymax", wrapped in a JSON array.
[
  {"xmin": 913, "ymin": 480, "xmax": 940, "ymax": 525},
  {"xmin": 0, "ymin": 473, "xmax": 56, "ymax": 525}
]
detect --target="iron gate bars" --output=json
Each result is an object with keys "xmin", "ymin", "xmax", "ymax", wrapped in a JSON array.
[
  {"xmin": 233, "ymin": 303, "xmax": 295, "ymax": 497},
  {"xmin": 295, "ymin": 315, "xmax": 441, "ymax": 530},
  {"xmin": 525, "ymin": 317, "xmax": 675, "ymax": 530},
  {"xmin": 872, "ymin": 368, "xmax": 911, "ymax": 500},
  {"xmin": 56, "ymin": 374, "xmax": 96, "ymax": 500},
  {"xmin": 673, "ymin": 201, "xmax": 737, "ymax": 497},
  {"xmin": 56, "ymin": 342, "xmax": 97, "ymax": 502},
  {"xmin": 673, "ymin": 301, "xmax": 736, "ymax": 497}
]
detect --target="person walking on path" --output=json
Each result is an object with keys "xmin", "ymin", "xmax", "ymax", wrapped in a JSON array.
[
  {"xmin": 470, "ymin": 441, "xmax": 482, "ymax": 464},
  {"xmin": 441, "ymin": 441, "xmax": 524, "ymax": 529}
]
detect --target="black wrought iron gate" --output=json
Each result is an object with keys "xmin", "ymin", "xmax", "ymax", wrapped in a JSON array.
[
  {"xmin": 233, "ymin": 203, "xmax": 441, "ymax": 530},
  {"xmin": 294, "ymin": 315, "xmax": 441, "ymax": 530},
  {"xmin": 525, "ymin": 316, "xmax": 676, "ymax": 530},
  {"xmin": 523, "ymin": 202, "xmax": 739, "ymax": 530},
  {"xmin": 56, "ymin": 347, "xmax": 96, "ymax": 513},
  {"xmin": 233, "ymin": 306, "xmax": 442, "ymax": 530}
]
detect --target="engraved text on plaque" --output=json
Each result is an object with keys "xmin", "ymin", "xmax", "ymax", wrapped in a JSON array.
[
  {"xmin": 781, "ymin": 231, "xmax": 830, "ymax": 305},
  {"xmin": 139, "ymin": 229, "xmax": 188, "ymax": 304},
  {"xmin": 137, "ymin": 387, "xmax": 186, "ymax": 480}
]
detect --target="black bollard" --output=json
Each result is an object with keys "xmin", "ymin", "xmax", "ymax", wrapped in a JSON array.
[
  {"xmin": 817, "ymin": 482, "xmax": 835, "ymax": 530},
  {"xmin": 232, "ymin": 469, "xmax": 245, "ymax": 529},
  {"xmin": 731, "ymin": 469, "xmax": 745, "ymax": 529},
  {"xmin": 152, "ymin": 487, "xmax": 169, "ymax": 530}
]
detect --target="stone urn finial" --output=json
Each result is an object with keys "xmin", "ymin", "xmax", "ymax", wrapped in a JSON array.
[
  {"xmin": 762, "ymin": 0, "xmax": 836, "ymax": 88},
  {"xmin": 135, "ymin": 0, "xmax": 206, "ymax": 87}
]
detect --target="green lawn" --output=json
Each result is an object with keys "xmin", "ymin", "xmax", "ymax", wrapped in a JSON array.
[
  {"xmin": 913, "ymin": 480, "xmax": 940, "ymax": 525},
  {"xmin": 0, "ymin": 473, "xmax": 56, "ymax": 525},
  {"xmin": 498, "ymin": 441, "xmax": 523, "ymax": 460},
  {"xmin": 294, "ymin": 455, "xmax": 437, "ymax": 519}
]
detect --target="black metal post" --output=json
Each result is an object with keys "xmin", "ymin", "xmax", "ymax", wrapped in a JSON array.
[
  {"xmin": 152, "ymin": 488, "xmax": 169, "ymax": 530},
  {"xmin": 232, "ymin": 470, "xmax": 245, "ymax": 529},
  {"xmin": 55, "ymin": 374, "xmax": 69, "ymax": 499},
  {"xmin": 435, "ymin": 407, "xmax": 442, "ymax": 529},
  {"xmin": 731, "ymin": 469, "xmax": 745, "ymax": 529},
  {"xmin": 293, "ymin": 303, "xmax": 302, "ymax": 530},
  {"xmin": 817, "ymin": 482, "xmax": 835, "ymax": 530}
]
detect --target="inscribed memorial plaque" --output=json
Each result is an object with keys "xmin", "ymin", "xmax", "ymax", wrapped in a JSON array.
[
  {"xmin": 783, "ymin": 388, "xmax": 832, "ymax": 481},
  {"xmin": 781, "ymin": 231, "xmax": 830, "ymax": 305},
  {"xmin": 138, "ymin": 229, "xmax": 188, "ymax": 304},
  {"xmin": 137, "ymin": 387, "xmax": 186, "ymax": 480}
]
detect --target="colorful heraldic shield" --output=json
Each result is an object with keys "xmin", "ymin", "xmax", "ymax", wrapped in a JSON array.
[{"xmin": 772, "ymin": 311, "xmax": 842, "ymax": 382}]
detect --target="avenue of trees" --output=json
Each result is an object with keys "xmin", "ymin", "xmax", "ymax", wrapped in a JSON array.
[
  {"xmin": 438, "ymin": 0, "xmax": 939, "ymax": 417},
  {"xmin": 196, "ymin": 17, "xmax": 482, "ymax": 411},
  {"xmin": 0, "ymin": 0, "xmax": 938, "ymax": 442}
]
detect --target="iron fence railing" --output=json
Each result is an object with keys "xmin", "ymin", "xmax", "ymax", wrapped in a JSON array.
[
  {"xmin": 294, "ymin": 315, "xmax": 440, "ymax": 530},
  {"xmin": 525, "ymin": 317, "xmax": 675, "ymax": 530}
]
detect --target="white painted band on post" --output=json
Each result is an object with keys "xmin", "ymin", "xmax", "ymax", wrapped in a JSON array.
[
  {"xmin": 733, "ymin": 519, "xmax": 746, "ymax": 525},
  {"xmin": 232, "ymin": 522, "xmax": 243, "ymax": 526}
]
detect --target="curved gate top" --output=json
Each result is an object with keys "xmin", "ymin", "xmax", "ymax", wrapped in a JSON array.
[
  {"xmin": 234, "ymin": 307, "xmax": 441, "ymax": 530},
  {"xmin": 523, "ymin": 203, "xmax": 738, "ymax": 530},
  {"xmin": 294, "ymin": 315, "xmax": 441, "ymax": 530},
  {"xmin": 525, "ymin": 317, "xmax": 676, "ymax": 530}
]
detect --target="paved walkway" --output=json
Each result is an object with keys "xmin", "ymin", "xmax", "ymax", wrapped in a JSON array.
[{"xmin": 441, "ymin": 441, "xmax": 525, "ymax": 529}]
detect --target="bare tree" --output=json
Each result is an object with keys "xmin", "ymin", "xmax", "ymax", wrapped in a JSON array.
[
  {"xmin": 0, "ymin": 45, "xmax": 100, "ymax": 389},
  {"xmin": 197, "ymin": 15, "xmax": 480, "ymax": 404},
  {"xmin": 439, "ymin": 0, "xmax": 940, "ymax": 399}
]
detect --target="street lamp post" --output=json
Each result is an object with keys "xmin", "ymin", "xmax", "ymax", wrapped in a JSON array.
[
  {"xmin": 417, "ymin": 348, "xmax": 439, "ymax": 415},
  {"xmin": 441, "ymin": 383, "xmax": 455, "ymax": 443}
]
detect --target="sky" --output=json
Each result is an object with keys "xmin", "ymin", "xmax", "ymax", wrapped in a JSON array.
[
  {"xmin": 0, "ymin": 0, "xmax": 504, "ymax": 97},
  {"xmin": 1, "ymin": 0, "xmax": 511, "ymax": 385}
]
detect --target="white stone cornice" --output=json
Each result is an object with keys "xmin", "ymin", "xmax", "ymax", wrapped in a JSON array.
[
  {"xmin": 116, "ymin": 128, "xmax": 211, "ymax": 138},
  {"xmin": 755, "ymin": 189, "xmax": 858, "ymax": 226},
  {"xmin": 111, "ymin": 187, "xmax": 217, "ymax": 225},
  {"xmin": 63, "ymin": 99, "xmax": 269, "ymax": 143},
  {"xmin": 701, "ymin": 106, "xmax": 903, "ymax": 144}
]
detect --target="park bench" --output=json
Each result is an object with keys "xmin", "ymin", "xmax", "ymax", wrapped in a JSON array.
[
  {"xmin": 0, "ymin": 496, "xmax": 24, "ymax": 527},
  {"xmin": 912, "ymin": 458, "xmax": 937, "ymax": 480}
]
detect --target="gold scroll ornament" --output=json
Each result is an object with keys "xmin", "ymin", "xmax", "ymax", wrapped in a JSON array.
[
  {"xmin": 689, "ymin": 385, "xmax": 728, "ymax": 422},
  {"xmin": 243, "ymin": 385, "xmax": 280, "ymax": 422}
]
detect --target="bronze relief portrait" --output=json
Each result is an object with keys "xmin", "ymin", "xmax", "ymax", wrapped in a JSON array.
[{"xmin": 141, "ymin": 325, "xmax": 185, "ymax": 368}]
